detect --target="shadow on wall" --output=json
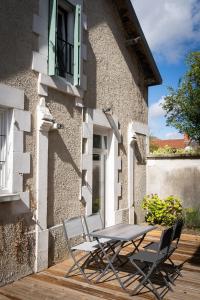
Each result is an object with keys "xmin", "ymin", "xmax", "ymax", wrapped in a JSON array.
[
  {"xmin": 84, "ymin": 0, "xmax": 145, "ymax": 110},
  {"xmin": 164, "ymin": 167, "xmax": 200, "ymax": 209},
  {"xmin": 0, "ymin": 0, "xmax": 38, "ymax": 81},
  {"xmin": 47, "ymin": 131, "xmax": 82, "ymax": 228}
]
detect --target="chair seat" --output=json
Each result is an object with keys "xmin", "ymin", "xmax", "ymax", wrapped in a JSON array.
[
  {"xmin": 129, "ymin": 250, "xmax": 166, "ymax": 263},
  {"xmin": 72, "ymin": 241, "xmax": 98, "ymax": 252},
  {"xmin": 144, "ymin": 242, "xmax": 176, "ymax": 255}
]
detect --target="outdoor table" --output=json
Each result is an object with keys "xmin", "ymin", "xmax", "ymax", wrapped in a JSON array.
[{"xmin": 90, "ymin": 223, "xmax": 156, "ymax": 289}]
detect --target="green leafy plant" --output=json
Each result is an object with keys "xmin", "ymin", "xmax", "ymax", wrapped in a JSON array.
[
  {"xmin": 151, "ymin": 145, "xmax": 200, "ymax": 156},
  {"xmin": 142, "ymin": 194, "xmax": 183, "ymax": 226},
  {"xmin": 184, "ymin": 208, "xmax": 200, "ymax": 229}
]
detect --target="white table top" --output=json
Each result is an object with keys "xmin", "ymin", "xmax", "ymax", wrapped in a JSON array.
[{"xmin": 90, "ymin": 223, "xmax": 156, "ymax": 242}]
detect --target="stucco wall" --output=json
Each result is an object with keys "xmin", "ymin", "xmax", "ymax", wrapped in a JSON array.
[
  {"xmin": 147, "ymin": 158, "xmax": 200, "ymax": 208},
  {"xmin": 0, "ymin": 0, "xmax": 151, "ymax": 285},
  {"xmin": 0, "ymin": 0, "xmax": 38, "ymax": 285},
  {"xmin": 0, "ymin": 0, "xmax": 39, "ymax": 285},
  {"xmin": 85, "ymin": 0, "xmax": 148, "ymax": 217},
  {"xmin": 46, "ymin": 89, "xmax": 84, "ymax": 265}
]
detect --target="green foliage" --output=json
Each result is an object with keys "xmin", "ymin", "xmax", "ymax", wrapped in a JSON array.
[
  {"xmin": 142, "ymin": 194, "xmax": 183, "ymax": 226},
  {"xmin": 162, "ymin": 51, "xmax": 200, "ymax": 144},
  {"xmin": 149, "ymin": 143, "xmax": 159, "ymax": 153},
  {"xmin": 151, "ymin": 145, "xmax": 200, "ymax": 156},
  {"xmin": 184, "ymin": 208, "xmax": 200, "ymax": 229}
]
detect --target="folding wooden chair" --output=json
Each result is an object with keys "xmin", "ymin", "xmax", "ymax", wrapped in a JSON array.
[
  {"xmin": 128, "ymin": 227, "xmax": 174, "ymax": 300},
  {"xmin": 63, "ymin": 216, "xmax": 103, "ymax": 283}
]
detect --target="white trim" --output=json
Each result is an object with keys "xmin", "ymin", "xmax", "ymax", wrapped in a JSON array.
[
  {"xmin": 35, "ymin": 97, "xmax": 54, "ymax": 272},
  {"xmin": 0, "ymin": 83, "xmax": 24, "ymax": 109},
  {"xmin": 33, "ymin": 14, "xmax": 48, "ymax": 37},
  {"xmin": 32, "ymin": 51, "xmax": 48, "ymax": 74},
  {"xmin": 81, "ymin": 74, "xmax": 87, "ymax": 91},
  {"xmin": 82, "ymin": 13, "xmax": 87, "ymax": 31},
  {"xmin": 82, "ymin": 109, "xmax": 121, "ymax": 226},
  {"xmin": 130, "ymin": 121, "xmax": 149, "ymax": 136},
  {"xmin": 0, "ymin": 84, "xmax": 30, "ymax": 204},
  {"xmin": 13, "ymin": 109, "xmax": 31, "ymax": 132},
  {"xmin": 127, "ymin": 121, "xmax": 149, "ymax": 224},
  {"xmin": 82, "ymin": 44, "xmax": 87, "ymax": 60},
  {"xmin": 39, "ymin": 73, "xmax": 84, "ymax": 98},
  {"xmin": 0, "ymin": 193, "xmax": 20, "ymax": 202}
]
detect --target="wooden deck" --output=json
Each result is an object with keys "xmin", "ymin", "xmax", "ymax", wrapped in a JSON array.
[{"xmin": 0, "ymin": 231, "xmax": 200, "ymax": 300}]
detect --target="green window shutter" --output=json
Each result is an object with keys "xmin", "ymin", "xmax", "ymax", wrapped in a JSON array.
[
  {"xmin": 74, "ymin": 4, "xmax": 81, "ymax": 86},
  {"xmin": 48, "ymin": 0, "xmax": 57, "ymax": 76}
]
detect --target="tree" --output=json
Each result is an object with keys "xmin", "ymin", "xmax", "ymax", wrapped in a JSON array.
[{"xmin": 162, "ymin": 51, "xmax": 200, "ymax": 144}]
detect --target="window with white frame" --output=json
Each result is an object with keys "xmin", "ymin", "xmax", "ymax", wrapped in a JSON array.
[
  {"xmin": 0, "ymin": 108, "xmax": 7, "ymax": 190},
  {"xmin": 48, "ymin": 0, "xmax": 81, "ymax": 86}
]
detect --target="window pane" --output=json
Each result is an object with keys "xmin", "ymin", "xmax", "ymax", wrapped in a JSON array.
[
  {"xmin": 92, "ymin": 163, "xmax": 101, "ymax": 213},
  {"xmin": 93, "ymin": 135, "xmax": 101, "ymax": 149},
  {"xmin": 93, "ymin": 154, "xmax": 100, "ymax": 161},
  {"xmin": 56, "ymin": 2, "xmax": 74, "ymax": 80},
  {"xmin": 103, "ymin": 136, "xmax": 107, "ymax": 149},
  {"xmin": 0, "ymin": 110, "xmax": 7, "ymax": 189}
]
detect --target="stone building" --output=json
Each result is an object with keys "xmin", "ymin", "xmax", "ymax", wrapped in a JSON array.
[{"xmin": 0, "ymin": 0, "xmax": 161, "ymax": 285}]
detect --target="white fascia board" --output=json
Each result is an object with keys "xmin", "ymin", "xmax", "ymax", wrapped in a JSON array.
[{"xmin": 0, "ymin": 83, "xmax": 24, "ymax": 109}]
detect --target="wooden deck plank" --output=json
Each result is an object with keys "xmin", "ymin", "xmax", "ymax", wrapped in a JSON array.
[{"xmin": 0, "ymin": 232, "xmax": 200, "ymax": 300}]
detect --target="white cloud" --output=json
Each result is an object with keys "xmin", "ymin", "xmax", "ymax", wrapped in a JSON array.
[
  {"xmin": 165, "ymin": 132, "xmax": 183, "ymax": 139},
  {"xmin": 149, "ymin": 96, "xmax": 165, "ymax": 118},
  {"xmin": 132, "ymin": 0, "xmax": 200, "ymax": 62}
]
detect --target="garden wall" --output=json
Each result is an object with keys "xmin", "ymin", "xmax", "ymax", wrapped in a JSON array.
[{"xmin": 147, "ymin": 156, "xmax": 200, "ymax": 209}]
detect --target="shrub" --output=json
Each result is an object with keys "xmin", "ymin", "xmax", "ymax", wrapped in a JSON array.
[
  {"xmin": 142, "ymin": 194, "xmax": 183, "ymax": 226},
  {"xmin": 184, "ymin": 208, "xmax": 200, "ymax": 228}
]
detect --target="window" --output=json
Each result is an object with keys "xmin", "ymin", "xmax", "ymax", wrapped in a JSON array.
[{"xmin": 48, "ymin": 0, "xmax": 81, "ymax": 86}]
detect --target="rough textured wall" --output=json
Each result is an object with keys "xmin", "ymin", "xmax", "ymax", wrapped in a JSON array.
[
  {"xmin": 147, "ymin": 158, "xmax": 200, "ymax": 208},
  {"xmin": 0, "ymin": 0, "xmax": 39, "ymax": 284},
  {"xmin": 85, "ymin": 0, "xmax": 148, "ymax": 217},
  {"xmin": 47, "ymin": 89, "xmax": 84, "ymax": 265}
]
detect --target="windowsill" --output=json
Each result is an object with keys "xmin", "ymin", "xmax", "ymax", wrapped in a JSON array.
[
  {"xmin": 39, "ymin": 73, "xmax": 83, "ymax": 99},
  {"xmin": 0, "ymin": 193, "xmax": 20, "ymax": 203}
]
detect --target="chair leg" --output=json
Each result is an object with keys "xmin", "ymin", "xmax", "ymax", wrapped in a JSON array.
[
  {"xmin": 129, "ymin": 261, "xmax": 165, "ymax": 300},
  {"xmin": 168, "ymin": 257, "xmax": 183, "ymax": 277},
  {"xmin": 65, "ymin": 252, "xmax": 93, "ymax": 284}
]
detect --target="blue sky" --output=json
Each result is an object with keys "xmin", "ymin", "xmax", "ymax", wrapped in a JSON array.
[{"xmin": 132, "ymin": 0, "xmax": 200, "ymax": 139}]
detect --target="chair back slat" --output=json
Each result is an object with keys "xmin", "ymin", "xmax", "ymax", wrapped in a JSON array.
[
  {"xmin": 173, "ymin": 219, "xmax": 184, "ymax": 241},
  {"xmin": 63, "ymin": 216, "xmax": 84, "ymax": 239},
  {"xmin": 159, "ymin": 227, "xmax": 173, "ymax": 252},
  {"xmin": 85, "ymin": 213, "xmax": 103, "ymax": 233}
]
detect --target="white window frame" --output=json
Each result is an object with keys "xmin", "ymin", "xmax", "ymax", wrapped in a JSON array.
[{"xmin": 0, "ymin": 83, "xmax": 31, "ymax": 204}]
